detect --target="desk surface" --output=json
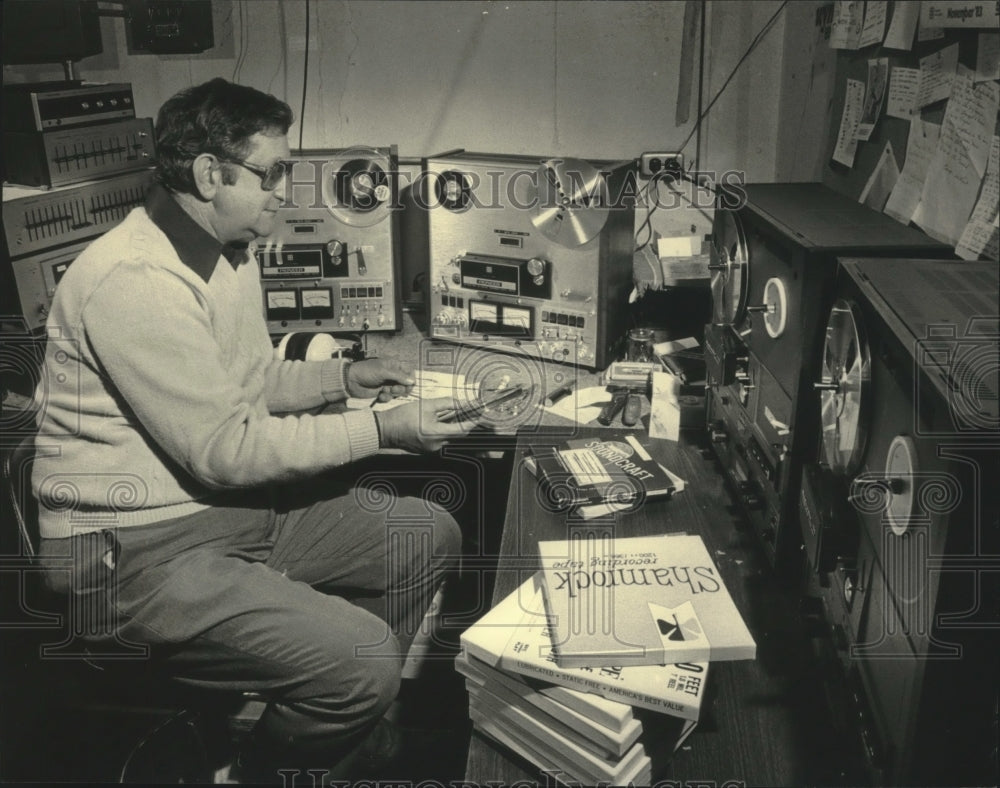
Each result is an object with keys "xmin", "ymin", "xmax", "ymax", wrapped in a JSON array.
[{"xmin": 464, "ymin": 426, "xmax": 862, "ymax": 787}]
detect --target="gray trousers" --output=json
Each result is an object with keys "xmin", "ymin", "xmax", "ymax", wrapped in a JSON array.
[{"xmin": 38, "ymin": 472, "xmax": 462, "ymax": 772}]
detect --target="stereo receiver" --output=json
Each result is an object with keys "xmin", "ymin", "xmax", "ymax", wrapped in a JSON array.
[
  {"xmin": 704, "ymin": 183, "xmax": 950, "ymax": 569},
  {"xmin": 2, "ymin": 117, "xmax": 155, "ymax": 188},
  {"xmin": 1, "ymin": 169, "xmax": 155, "ymax": 331},
  {"xmin": 258, "ymin": 147, "xmax": 402, "ymax": 334},
  {"xmin": 799, "ymin": 258, "xmax": 998, "ymax": 785},
  {"xmin": 425, "ymin": 151, "xmax": 636, "ymax": 370}
]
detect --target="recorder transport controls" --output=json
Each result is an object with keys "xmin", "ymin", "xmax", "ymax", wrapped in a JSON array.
[
  {"xmin": 425, "ymin": 151, "xmax": 636, "ymax": 370},
  {"xmin": 704, "ymin": 183, "xmax": 951, "ymax": 570}
]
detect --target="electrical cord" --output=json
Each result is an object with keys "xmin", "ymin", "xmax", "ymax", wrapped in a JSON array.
[
  {"xmin": 299, "ymin": 0, "xmax": 310, "ymax": 151},
  {"xmin": 677, "ymin": 0, "xmax": 789, "ymax": 172}
]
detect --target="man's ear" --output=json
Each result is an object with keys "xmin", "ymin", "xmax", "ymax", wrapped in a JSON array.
[{"xmin": 191, "ymin": 153, "xmax": 221, "ymax": 200}]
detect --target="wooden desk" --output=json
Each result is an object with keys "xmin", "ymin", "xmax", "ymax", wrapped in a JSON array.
[{"xmin": 464, "ymin": 427, "xmax": 864, "ymax": 787}]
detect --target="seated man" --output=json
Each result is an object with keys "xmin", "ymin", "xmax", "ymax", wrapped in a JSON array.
[{"xmin": 31, "ymin": 77, "xmax": 476, "ymax": 781}]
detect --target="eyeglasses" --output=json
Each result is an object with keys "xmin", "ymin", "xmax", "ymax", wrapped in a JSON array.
[{"xmin": 217, "ymin": 156, "xmax": 289, "ymax": 191}]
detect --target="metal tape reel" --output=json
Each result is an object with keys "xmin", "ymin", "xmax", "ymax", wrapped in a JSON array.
[
  {"xmin": 529, "ymin": 158, "xmax": 610, "ymax": 248},
  {"xmin": 818, "ymin": 298, "xmax": 871, "ymax": 475},
  {"xmin": 709, "ymin": 208, "xmax": 748, "ymax": 325},
  {"xmin": 322, "ymin": 148, "xmax": 393, "ymax": 228}
]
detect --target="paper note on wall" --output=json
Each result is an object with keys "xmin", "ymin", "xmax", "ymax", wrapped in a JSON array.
[
  {"xmin": 860, "ymin": 141, "xmax": 900, "ymax": 211},
  {"xmin": 857, "ymin": 57, "xmax": 889, "ymax": 140},
  {"xmin": 975, "ymin": 33, "xmax": 1000, "ymax": 82},
  {"xmin": 833, "ymin": 79, "xmax": 866, "ymax": 167},
  {"xmin": 884, "ymin": 0, "xmax": 920, "ymax": 50},
  {"xmin": 956, "ymin": 135, "xmax": 1000, "ymax": 260},
  {"xmin": 917, "ymin": 43, "xmax": 959, "ymax": 107},
  {"xmin": 913, "ymin": 72, "xmax": 1000, "ymax": 245},
  {"xmin": 858, "ymin": 1, "xmax": 888, "ymax": 48},
  {"xmin": 887, "ymin": 67, "xmax": 920, "ymax": 119},
  {"xmin": 829, "ymin": 0, "xmax": 863, "ymax": 49},
  {"xmin": 885, "ymin": 119, "xmax": 941, "ymax": 224}
]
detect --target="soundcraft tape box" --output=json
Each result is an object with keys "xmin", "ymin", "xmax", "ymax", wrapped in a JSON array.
[
  {"xmin": 798, "ymin": 258, "xmax": 998, "ymax": 785},
  {"xmin": 258, "ymin": 147, "xmax": 402, "ymax": 334},
  {"xmin": 704, "ymin": 182, "xmax": 951, "ymax": 570},
  {"xmin": 424, "ymin": 151, "xmax": 636, "ymax": 370}
]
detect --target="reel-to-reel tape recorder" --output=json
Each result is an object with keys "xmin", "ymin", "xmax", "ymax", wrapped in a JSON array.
[
  {"xmin": 258, "ymin": 146, "xmax": 402, "ymax": 334},
  {"xmin": 799, "ymin": 258, "xmax": 998, "ymax": 785},
  {"xmin": 425, "ymin": 151, "xmax": 636, "ymax": 370},
  {"xmin": 704, "ymin": 183, "xmax": 950, "ymax": 570}
]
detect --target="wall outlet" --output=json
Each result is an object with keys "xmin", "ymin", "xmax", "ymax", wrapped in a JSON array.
[{"xmin": 639, "ymin": 152, "xmax": 683, "ymax": 179}]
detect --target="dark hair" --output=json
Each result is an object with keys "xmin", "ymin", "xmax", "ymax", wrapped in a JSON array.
[{"xmin": 154, "ymin": 78, "xmax": 293, "ymax": 194}]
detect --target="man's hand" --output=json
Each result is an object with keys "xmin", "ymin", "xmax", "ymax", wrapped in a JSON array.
[
  {"xmin": 375, "ymin": 396, "xmax": 481, "ymax": 453},
  {"xmin": 346, "ymin": 359, "xmax": 415, "ymax": 401}
]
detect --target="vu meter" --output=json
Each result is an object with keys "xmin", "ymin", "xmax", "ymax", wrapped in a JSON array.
[{"xmin": 258, "ymin": 146, "xmax": 402, "ymax": 334}]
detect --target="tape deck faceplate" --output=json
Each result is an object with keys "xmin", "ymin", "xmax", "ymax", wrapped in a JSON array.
[
  {"xmin": 705, "ymin": 183, "xmax": 952, "ymax": 569},
  {"xmin": 425, "ymin": 151, "xmax": 636, "ymax": 370},
  {"xmin": 800, "ymin": 258, "xmax": 998, "ymax": 785},
  {"xmin": 258, "ymin": 147, "xmax": 402, "ymax": 334}
]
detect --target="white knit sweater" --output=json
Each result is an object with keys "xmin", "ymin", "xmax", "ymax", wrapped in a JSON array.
[{"xmin": 33, "ymin": 202, "xmax": 379, "ymax": 538}]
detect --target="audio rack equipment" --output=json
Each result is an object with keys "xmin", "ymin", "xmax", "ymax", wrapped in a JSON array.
[
  {"xmin": 704, "ymin": 183, "xmax": 950, "ymax": 570},
  {"xmin": 1, "ymin": 169, "xmax": 155, "ymax": 330},
  {"xmin": 799, "ymin": 258, "xmax": 998, "ymax": 785},
  {"xmin": 258, "ymin": 147, "xmax": 402, "ymax": 334},
  {"xmin": 2, "ymin": 81, "xmax": 136, "ymax": 131},
  {"xmin": 2, "ymin": 117, "xmax": 155, "ymax": 188},
  {"xmin": 425, "ymin": 151, "xmax": 636, "ymax": 370}
]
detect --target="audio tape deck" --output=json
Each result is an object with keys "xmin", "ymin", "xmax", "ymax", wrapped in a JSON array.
[
  {"xmin": 800, "ymin": 258, "xmax": 998, "ymax": 785},
  {"xmin": 425, "ymin": 151, "xmax": 636, "ymax": 370},
  {"xmin": 704, "ymin": 183, "xmax": 951, "ymax": 569},
  {"xmin": 258, "ymin": 147, "xmax": 402, "ymax": 334}
]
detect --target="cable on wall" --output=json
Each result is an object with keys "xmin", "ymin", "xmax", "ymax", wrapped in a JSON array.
[
  {"xmin": 299, "ymin": 0, "xmax": 311, "ymax": 151},
  {"xmin": 677, "ymin": 0, "xmax": 788, "ymax": 175}
]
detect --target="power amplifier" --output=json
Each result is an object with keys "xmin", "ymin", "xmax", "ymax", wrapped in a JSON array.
[
  {"xmin": 2, "ymin": 81, "xmax": 136, "ymax": 131},
  {"xmin": 1, "ymin": 169, "xmax": 155, "ymax": 330},
  {"xmin": 2, "ymin": 117, "xmax": 155, "ymax": 188},
  {"xmin": 704, "ymin": 183, "xmax": 951, "ymax": 569},
  {"xmin": 799, "ymin": 258, "xmax": 998, "ymax": 785},
  {"xmin": 425, "ymin": 151, "xmax": 636, "ymax": 370},
  {"xmin": 258, "ymin": 147, "xmax": 402, "ymax": 334}
]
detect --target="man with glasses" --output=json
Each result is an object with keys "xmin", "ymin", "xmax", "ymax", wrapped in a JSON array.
[{"xmin": 31, "ymin": 78, "xmax": 475, "ymax": 781}]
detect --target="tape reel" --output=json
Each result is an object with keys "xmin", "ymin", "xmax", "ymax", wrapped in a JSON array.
[
  {"xmin": 275, "ymin": 332, "xmax": 347, "ymax": 361},
  {"xmin": 322, "ymin": 147, "xmax": 393, "ymax": 228},
  {"xmin": 529, "ymin": 158, "xmax": 610, "ymax": 248},
  {"xmin": 818, "ymin": 298, "xmax": 871, "ymax": 475},
  {"xmin": 709, "ymin": 209, "xmax": 749, "ymax": 325}
]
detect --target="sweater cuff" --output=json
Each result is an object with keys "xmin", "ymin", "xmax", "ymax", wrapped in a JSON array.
[
  {"xmin": 320, "ymin": 359, "xmax": 351, "ymax": 402},
  {"xmin": 342, "ymin": 408, "xmax": 381, "ymax": 461}
]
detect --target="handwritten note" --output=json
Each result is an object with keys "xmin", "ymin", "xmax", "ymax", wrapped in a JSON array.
[
  {"xmin": 918, "ymin": 43, "xmax": 959, "ymax": 106},
  {"xmin": 833, "ymin": 79, "xmax": 865, "ymax": 166},
  {"xmin": 859, "ymin": 1, "xmax": 888, "ymax": 48},
  {"xmin": 956, "ymin": 136, "xmax": 1000, "ymax": 260},
  {"xmin": 887, "ymin": 67, "xmax": 920, "ymax": 118},
  {"xmin": 913, "ymin": 73, "xmax": 1000, "ymax": 245},
  {"xmin": 830, "ymin": 0, "xmax": 863, "ymax": 49},
  {"xmin": 885, "ymin": 119, "xmax": 942, "ymax": 225},
  {"xmin": 884, "ymin": 0, "xmax": 920, "ymax": 50}
]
